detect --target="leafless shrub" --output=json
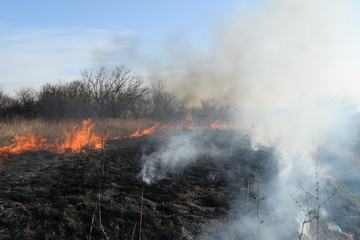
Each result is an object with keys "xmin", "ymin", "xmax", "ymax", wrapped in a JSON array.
[
  {"xmin": 81, "ymin": 65, "xmax": 148, "ymax": 118},
  {"xmin": 143, "ymin": 80, "xmax": 187, "ymax": 122},
  {"xmin": 15, "ymin": 87, "xmax": 39, "ymax": 118},
  {"xmin": 34, "ymin": 65, "xmax": 148, "ymax": 120},
  {"xmin": 1, "ymin": 65, "xmax": 192, "ymax": 122},
  {"xmin": 0, "ymin": 89, "xmax": 16, "ymax": 119},
  {"xmin": 36, "ymin": 81, "xmax": 89, "ymax": 119},
  {"xmin": 290, "ymin": 161, "xmax": 340, "ymax": 240},
  {"xmin": 191, "ymin": 98, "xmax": 230, "ymax": 125}
]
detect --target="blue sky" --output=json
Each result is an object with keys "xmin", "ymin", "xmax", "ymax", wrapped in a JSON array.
[{"xmin": 0, "ymin": 0, "xmax": 262, "ymax": 93}]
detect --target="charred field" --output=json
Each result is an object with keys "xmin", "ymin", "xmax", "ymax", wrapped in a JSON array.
[{"xmin": 0, "ymin": 129, "xmax": 359, "ymax": 240}]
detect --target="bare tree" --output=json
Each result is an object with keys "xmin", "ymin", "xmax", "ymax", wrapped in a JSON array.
[
  {"xmin": 1, "ymin": 65, "xmax": 189, "ymax": 121},
  {"xmin": 37, "ymin": 83, "xmax": 68, "ymax": 119},
  {"xmin": 0, "ymin": 89, "xmax": 15, "ymax": 119},
  {"xmin": 146, "ymin": 80, "xmax": 186, "ymax": 122},
  {"xmin": 191, "ymin": 98, "xmax": 230, "ymax": 125},
  {"xmin": 81, "ymin": 65, "xmax": 147, "ymax": 118},
  {"xmin": 61, "ymin": 80, "xmax": 93, "ymax": 118},
  {"xmin": 15, "ymin": 87, "xmax": 38, "ymax": 118}
]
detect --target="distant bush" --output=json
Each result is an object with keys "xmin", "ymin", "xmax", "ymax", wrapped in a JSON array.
[
  {"xmin": 0, "ymin": 65, "xmax": 233, "ymax": 123},
  {"xmin": 0, "ymin": 65, "xmax": 192, "ymax": 122},
  {"xmin": 0, "ymin": 89, "xmax": 17, "ymax": 120},
  {"xmin": 191, "ymin": 98, "xmax": 230, "ymax": 125},
  {"xmin": 144, "ymin": 80, "xmax": 187, "ymax": 122}
]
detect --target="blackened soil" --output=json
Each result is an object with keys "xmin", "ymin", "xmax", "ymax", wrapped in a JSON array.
[{"xmin": 0, "ymin": 129, "xmax": 359, "ymax": 240}]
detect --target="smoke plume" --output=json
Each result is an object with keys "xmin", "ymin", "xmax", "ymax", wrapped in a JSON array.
[
  {"xmin": 164, "ymin": 0, "xmax": 360, "ymax": 109},
  {"xmin": 141, "ymin": 130, "xmax": 229, "ymax": 184},
  {"xmin": 142, "ymin": 0, "xmax": 360, "ymax": 238}
]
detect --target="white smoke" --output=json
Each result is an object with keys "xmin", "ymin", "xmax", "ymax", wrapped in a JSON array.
[
  {"xmin": 140, "ymin": 130, "xmax": 227, "ymax": 184},
  {"xmin": 166, "ymin": 0, "xmax": 360, "ymax": 110},
  {"xmin": 141, "ymin": 0, "xmax": 360, "ymax": 238},
  {"xmin": 140, "ymin": 132, "xmax": 197, "ymax": 184}
]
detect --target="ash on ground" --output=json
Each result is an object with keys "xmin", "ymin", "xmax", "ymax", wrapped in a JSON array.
[{"xmin": 0, "ymin": 129, "xmax": 358, "ymax": 239}]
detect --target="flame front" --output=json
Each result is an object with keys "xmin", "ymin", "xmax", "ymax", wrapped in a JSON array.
[
  {"xmin": 0, "ymin": 133, "xmax": 47, "ymax": 157},
  {"xmin": 130, "ymin": 122, "xmax": 169, "ymax": 137},
  {"xmin": 0, "ymin": 120, "xmax": 104, "ymax": 157},
  {"xmin": 55, "ymin": 120, "xmax": 104, "ymax": 153},
  {"xmin": 129, "ymin": 120, "xmax": 228, "ymax": 138},
  {"xmin": 210, "ymin": 120, "xmax": 228, "ymax": 129},
  {"xmin": 0, "ymin": 119, "xmax": 228, "ymax": 157}
]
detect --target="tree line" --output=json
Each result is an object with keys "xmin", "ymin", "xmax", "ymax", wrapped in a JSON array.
[{"xmin": 0, "ymin": 65, "xmax": 230, "ymax": 123}]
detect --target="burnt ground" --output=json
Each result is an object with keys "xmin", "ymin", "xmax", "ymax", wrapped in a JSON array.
[{"xmin": 0, "ymin": 129, "xmax": 359, "ymax": 240}]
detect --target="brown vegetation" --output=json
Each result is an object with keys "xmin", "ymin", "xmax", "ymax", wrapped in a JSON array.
[{"xmin": 0, "ymin": 65, "xmax": 231, "ymax": 124}]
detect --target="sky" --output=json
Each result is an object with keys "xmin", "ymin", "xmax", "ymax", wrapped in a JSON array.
[{"xmin": 0, "ymin": 0, "xmax": 262, "ymax": 93}]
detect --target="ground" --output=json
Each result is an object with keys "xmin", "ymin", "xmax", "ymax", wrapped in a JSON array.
[{"xmin": 0, "ymin": 129, "xmax": 359, "ymax": 239}]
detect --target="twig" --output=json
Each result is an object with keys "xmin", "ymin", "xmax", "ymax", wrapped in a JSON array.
[
  {"xmin": 298, "ymin": 217, "xmax": 317, "ymax": 240},
  {"xmin": 244, "ymin": 180, "xmax": 250, "ymax": 240},
  {"xmin": 139, "ymin": 185, "xmax": 144, "ymax": 240},
  {"xmin": 88, "ymin": 206, "xmax": 97, "ymax": 240},
  {"xmin": 315, "ymin": 161, "xmax": 320, "ymax": 240},
  {"xmin": 101, "ymin": 130, "xmax": 108, "ymax": 176},
  {"xmin": 98, "ymin": 181, "xmax": 109, "ymax": 240},
  {"xmin": 292, "ymin": 167, "xmax": 340, "ymax": 239},
  {"xmin": 301, "ymin": 187, "xmax": 316, "ymax": 199},
  {"xmin": 319, "ymin": 184, "xmax": 340, "ymax": 208},
  {"xmin": 256, "ymin": 179, "xmax": 260, "ymax": 240},
  {"xmin": 290, "ymin": 193, "xmax": 308, "ymax": 213},
  {"xmin": 98, "ymin": 131, "xmax": 109, "ymax": 239},
  {"xmin": 88, "ymin": 134, "xmax": 109, "ymax": 240},
  {"xmin": 131, "ymin": 223, "xmax": 137, "ymax": 240}
]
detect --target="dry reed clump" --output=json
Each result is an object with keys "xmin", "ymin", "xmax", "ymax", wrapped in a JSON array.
[
  {"xmin": 0, "ymin": 118, "xmax": 156, "ymax": 146},
  {"xmin": 0, "ymin": 118, "xmax": 56, "ymax": 144},
  {"xmin": 92, "ymin": 118, "xmax": 155, "ymax": 139}
]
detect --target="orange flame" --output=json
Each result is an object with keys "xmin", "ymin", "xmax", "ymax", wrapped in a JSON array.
[
  {"xmin": 129, "ymin": 120, "xmax": 229, "ymax": 138},
  {"xmin": 0, "ymin": 119, "xmax": 229, "ymax": 156},
  {"xmin": 0, "ymin": 120, "xmax": 104, "ymax": 157},
  {"xmin": 325, "ymin": 174, "xmax": 332, "ymax": 180},
  {"xmin": 210, "ymin": 120, "xmax": 228, "ymax": 129},
  {"xmin": 0, "ymin": 133, "xmax": 47, "ymax": 157},
  {"xmin": 55, "ymin": 119, "xmax": 104, "ymax": 153},
  {"xmin": 130, "ymin": 122, "xmax": 169, "ymax": 137}
]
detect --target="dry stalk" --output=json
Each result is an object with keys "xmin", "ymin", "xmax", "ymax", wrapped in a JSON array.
[
  {"xmin": 87, "ymin": 133, "xmax": 109, "ymax": 240},
  {"xmin": 256, "ymin": 179, "xmax": 260, "ymax": 240},
  {"xmin": 291, "ymin": 160, "xmax": 340, "ymax": 240},
  {"xmin": 139, "ymin": 185, "xmax": 144, "ymax": 240},
  {"xmin": 101, "ymin": 130, "xmax": 109, "ymax": 176},
  {"xmin": 244, "ymin": 179, "xmax": 250, "ymax": 240},
  {"xmin": 88, "ymin": 207, "xmax": 97, "ymax": 240},
  {"xmin": 98, "ymin": 181, "xmax": 109, "ymax": 240},
  {"xmin": 315, "ymin": 161, "xmax": 320, "ymax": 240},
  {"xmin": 131, "ymin": 223, "xmax": 137, "ymax": 240}
]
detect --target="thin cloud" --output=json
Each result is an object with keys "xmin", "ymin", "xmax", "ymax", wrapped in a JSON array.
[{"xmin": 0, "ymin": 27, "xmax": 137, "ymax": 92}]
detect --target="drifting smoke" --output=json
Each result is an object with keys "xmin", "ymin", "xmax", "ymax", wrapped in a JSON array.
[
  {"xmin": 141, "ymin": 0, "xmax": 360, "ymax": 238},
  {"xmin": 141, "ymin": 130, "xmax": 228, "ymax": 184},
  {"xmin": 164, "ymin": 0, "xmax": 360, "ymax": 109},
  {"xmin": 141, "ymin": 132, "xmax": 198, "ymax": 184}
]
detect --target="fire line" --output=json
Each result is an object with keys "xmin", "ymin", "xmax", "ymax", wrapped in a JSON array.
[{"xmin": 0, "ymin": 119, "xmax": 228, "ymax": 157}]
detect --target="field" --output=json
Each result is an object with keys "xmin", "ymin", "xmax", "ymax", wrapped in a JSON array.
[
  {"xmin": 0, "ymin": 122, "xmax": 359, "ymax": 239},
  {"xmin": 0, "ymin": 118, "xmax": 155, "ymax": 145}
]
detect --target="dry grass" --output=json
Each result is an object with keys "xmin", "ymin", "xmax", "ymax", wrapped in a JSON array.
[
  {"xmin": 92, "ymin": 118, "xmax": 155, "ymax": 139},
  {"xmin": 0, "ymin": 118, "xmax": 156, "ymax": 146}
]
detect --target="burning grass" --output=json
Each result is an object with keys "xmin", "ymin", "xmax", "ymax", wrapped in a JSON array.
[
  {"xmin": 0, "ymin": 130, "xmax": 273, "ymax": 239},
  {"xmin": 0, "ymin": 118, "xmax": 154, "ymax": 143},
  {"xmin": 0, "ymin": 129, "xmax": 358, "ymax": 239},
  {"xmin": 0, "ymin": 118, "xmax": 154, "ymax": 157},
  {"xmin": 0, "ymin": 118, "xmax": 229, "ymax": 157},
  {"xmin": 1, "ymin": 118, "xmax": 358, "ymax": 239}
]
